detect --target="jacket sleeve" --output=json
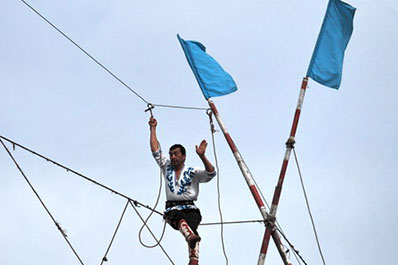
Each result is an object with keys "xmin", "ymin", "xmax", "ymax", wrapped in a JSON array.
[
  {"xmin": 194, "ymin": 168, "xmax": 216, "ymax": 183},
  {"xmin": 152, "ymin": 149, "xmax": 168, "ymax": 168}
]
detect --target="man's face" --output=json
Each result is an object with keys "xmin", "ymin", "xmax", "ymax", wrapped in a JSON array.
[{"xmin": 169, "ymin": 147, "xmax": 186, "ymax": 168}]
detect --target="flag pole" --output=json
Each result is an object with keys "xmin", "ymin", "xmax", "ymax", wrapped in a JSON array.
[
  {"xmin": 207, "ymin": 98, "xmax": 290, "ymax": 265},
  {"xmin": 258, "ymin": 77, "xmax": 308, "ymax": 264},
  {"xmin": 207, "ymin": 98, "xmax": 268, "ymax": 220}
]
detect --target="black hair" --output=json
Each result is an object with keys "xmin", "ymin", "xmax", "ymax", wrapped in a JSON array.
[{"xmin": 169, "ymin": 144, "xmax": 186, "ymax": 156}]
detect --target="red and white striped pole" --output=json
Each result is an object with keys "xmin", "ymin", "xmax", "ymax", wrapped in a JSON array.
[
  {"xmin": 258, "ymin": 77, "xmax": 309, "ymax": 265},
  {"xmin": 207, "ymin": 98, "xmax": 290, "ymax": 265},
  {"xmin": 207, "ymin": 98, "xmax": 268, "ymax": 219}
]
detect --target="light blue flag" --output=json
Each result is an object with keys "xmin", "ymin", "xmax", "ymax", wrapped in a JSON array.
[
  {"xmin": 177, "ymin": 34, "xmax": 237, "ymax": 99},
  {"xmin": 307, "ymin": 0, "xmax": 356, "ymax": 89}
]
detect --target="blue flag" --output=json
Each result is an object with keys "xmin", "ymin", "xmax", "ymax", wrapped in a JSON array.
[
  {"xmin": 307, "ymin": 0, "xmax": 356, "ymax": 89},
  {"xmin": 177, "ymin": 34, "xmax": 237, "ymax": 99}
]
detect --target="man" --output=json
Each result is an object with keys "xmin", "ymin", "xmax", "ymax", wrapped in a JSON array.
[{"xmin": 149, "ymin": 116, "xmax": 216, "ymax": 265}]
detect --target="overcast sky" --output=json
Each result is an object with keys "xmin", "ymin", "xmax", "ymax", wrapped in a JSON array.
[{"xmin": 1, "ymin": 0, "xmax": 397, "ymax": 265}]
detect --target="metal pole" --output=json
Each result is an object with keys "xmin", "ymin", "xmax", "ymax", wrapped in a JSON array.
[
  {"xmin": 207, "ymin": 99, "xmax": 290, "ymax": 265},
  {"xmin": 259, "ymin": 77, "xmax": 309, "ymax": 264},
  {"xmin": 258, "ymin": 224, "xmax": 291, "ymax": 265}
]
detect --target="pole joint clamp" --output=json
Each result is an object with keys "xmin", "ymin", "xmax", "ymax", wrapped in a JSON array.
[
  {"xmin": 207, "ymin": 109, "xmax": 216, "ymax": 133},
  {"xmin": 285, "ymin": 136, "xmax": 296, "ymax": 148}
]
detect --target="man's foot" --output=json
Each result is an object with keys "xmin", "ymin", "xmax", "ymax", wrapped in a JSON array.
[
  {"xmin": 188, "ymin": 258, "xmax": 199, "ymax": 265},
  {"xmin": 188, "ymin": 241, "xmax": 199, "ymax": 265},
  {"xmin": 187, "ymin": 234, "xmax": 201, "ymax": 249},
  {"xmin": 179, "ymin": 219, "xmax": 201, "ymax": 248}
]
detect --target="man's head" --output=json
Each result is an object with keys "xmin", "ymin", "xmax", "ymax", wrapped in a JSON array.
[{"xmin": 169, "ymin": 144, "xmax": 186, "ymax": 168}]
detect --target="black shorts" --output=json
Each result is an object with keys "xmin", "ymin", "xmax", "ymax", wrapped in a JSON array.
[{"xmin": 164, "ymin": 208, "xmax": 202, "ymax": 235}]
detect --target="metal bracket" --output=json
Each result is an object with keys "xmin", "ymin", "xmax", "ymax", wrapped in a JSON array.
[{"xmin": 144, "ymin": 103, "xmax": 154, "ymax": 116}]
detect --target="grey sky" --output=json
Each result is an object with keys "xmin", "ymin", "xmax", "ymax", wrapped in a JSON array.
[{"xmin": 1, "ymin": 0, "xmax": 397, "ymax": 264}]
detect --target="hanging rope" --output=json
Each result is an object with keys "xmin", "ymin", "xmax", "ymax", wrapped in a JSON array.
[
  {"xmin": 100, "ymin": 200, "xmax": 130, "ymax": 265},
  {"xmin": 207, "ymin": 109, "xmax": 229, "ymax": 265},
  {"xmin": 128, "ymin": 200, "xmax": 176, "ymax": 265},
  {"xmin": 293, "ymin": 148, "xmax": 327, "ymax": 265},
  {"xmin": 0, "ymin": 138, "xmax": 85, "ymax": 265},
  {"xmin": 137, "ymin": 166, "xmax": 167, "ymax": 248}
]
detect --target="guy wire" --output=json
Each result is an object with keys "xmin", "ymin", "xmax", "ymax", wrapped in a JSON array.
[
  {"xmin": 293, "ymin": 148, "xmax": 326, "ymax": 265},
  {"xmin": 19, "ymin": 0, "xmax": 208, "ymax": 112},
  {"xmin": 0, "ymin": 137, "xmax": 85, "ymax": 265},
  {"xmin": 208, "ymin": 110, "xmax": 229, "ymax": 265}
]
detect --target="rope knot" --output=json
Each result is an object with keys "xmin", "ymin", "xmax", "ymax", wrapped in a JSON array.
[{"xmin": 55, "ymin": 221, "xmax": 68, "ymax": 237}]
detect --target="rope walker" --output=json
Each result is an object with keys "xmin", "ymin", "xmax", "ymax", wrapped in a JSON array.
[
  {"xmin": 207, "ymin": 110, "xmax": 229, "ymax": 265},
  {"xmin": 0, "ymin": 138, "xmax": 85, "ymax": 265},
  {"xmin": 292, "ymin": 148, "xmax": 326, "ymax": 265}
]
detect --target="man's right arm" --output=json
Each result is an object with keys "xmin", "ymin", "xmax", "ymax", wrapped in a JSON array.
[
  {"xmin": 149, "ymin": 116, "xmax": 159, "ymax": 152},
  {"xmin": 149, "ymin": 116, "xmax": 168, "ymax": 168}
]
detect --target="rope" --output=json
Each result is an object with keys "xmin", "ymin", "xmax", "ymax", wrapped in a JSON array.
[
  {"xmin": 275, "ymin": 226, "xmax": 308, "ymax": 265},
  {"xmin": 128, "ymin": 200, "xmax": 176, "ymax": 265},
  {"xmin": 152, "ymin": 104, "xmax": 208, "ymax": 111},
  {"xmin": 2, "ymin": 135, "xmax": 174, "ymax": 264},
  {"xmin": 0, "ymin": 135, "xmax": 165, "ymax": 217},
  {"xmin": 204, "ymin": 114, "xmax": 305, "ymax": 265},
  {"xmin": 200, "ymin": 219, "xmax": 264, "ymax": 226},
  {"xmin": 138, "ymin": 167, "xmax": 167, "ymax": 248},
  {"xmin": 19, "ymin": 0, "xmax": 148, "ymax": 104},
  {"xmin": 292, "ymin": 148, "xmax": 327, "ymax": 265},
  {"xmin": 0, "ymin": 138, "xmax": 85, "ymax": 265},
  {"xmin": 207, "ymin": 110, "xmax": 229, "ymax": 265},
  {"xmin": 100, "ymin": 200, "xmax": 130, "ymax": 265},
  {"xmin": 19, "ymin": 0, "xmax": 208, "ymax": 112}
]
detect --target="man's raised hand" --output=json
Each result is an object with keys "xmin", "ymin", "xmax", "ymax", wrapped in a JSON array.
[
  {"xmin": 195, "ymin": 140, "xmax": 208, "ymax": 157},
  {"xmin": 149, "ymin": 116, "xmax": 157, "ymax": 128}
]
